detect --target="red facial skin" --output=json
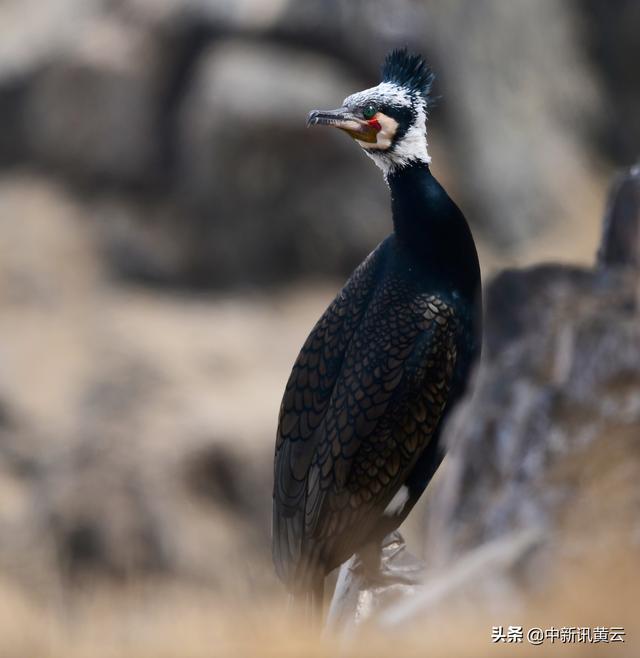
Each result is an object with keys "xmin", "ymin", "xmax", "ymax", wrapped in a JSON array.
[{"xmin": 368, "ymin": 118, "xmax": 382, "ymax": 132}]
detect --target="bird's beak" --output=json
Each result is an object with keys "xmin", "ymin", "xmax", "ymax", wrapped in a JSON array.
[{"xmin": 307, "ymin": 108, "xmax": 379, "ymax": 144}]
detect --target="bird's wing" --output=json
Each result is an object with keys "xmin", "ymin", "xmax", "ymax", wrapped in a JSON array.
[
  {"xmin": 303, "ymin": 292, "xmax": 459, "ymax": 562},
  {"xmin": 273, "ymin": 242, "xmax": 386, "ymax": 582}
]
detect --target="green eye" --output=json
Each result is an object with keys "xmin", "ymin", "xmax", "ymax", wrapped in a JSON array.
[{"xmin": 362, "ymin": 104, "xmax": 377, "ymax": 120}]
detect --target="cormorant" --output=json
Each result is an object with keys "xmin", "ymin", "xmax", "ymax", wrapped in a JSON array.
[{"xmin": 272, "ymin": 48, "xmax": 482, "ymax": 617}]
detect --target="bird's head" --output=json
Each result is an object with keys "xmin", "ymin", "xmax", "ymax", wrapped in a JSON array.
[{"xmin": 307, "ymin": 48, "xmax": 434, "ymax": 177}]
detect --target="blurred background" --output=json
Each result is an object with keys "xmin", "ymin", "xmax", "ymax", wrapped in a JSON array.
[{"xmin": 0, "ymin": 0, "xmax": 639, "ymax": 656}]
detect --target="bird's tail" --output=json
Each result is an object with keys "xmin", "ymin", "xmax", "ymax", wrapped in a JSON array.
[{"xmin": 287, "ymin": 576, "xmax": 325, "ymax": 628}]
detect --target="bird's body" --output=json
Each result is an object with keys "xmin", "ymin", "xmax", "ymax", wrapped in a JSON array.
[{"xmin": 272, "ymin": 50, "xmax": 482, "ymax": 615}]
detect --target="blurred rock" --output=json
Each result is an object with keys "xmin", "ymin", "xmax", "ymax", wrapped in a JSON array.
[
  {"xmin": 421, "ymin": 0, "xmax": 602, "ymax": 247},
  {"xmin": 175, "ymin": 39, "xmax": 388, "ymax": 285},
  {"xmin": 0, "ymin": 0, "xmax": 625, "ymax": 285},
  {"xmin": 184, "ymin": 443, "xmax": 256, "ymax": 514},
  {"xmin": 327, "ymin": 530, "xmax": 426, "ymax": 634},
  {"xmin": 129, "ymin": 0, "xmax": 606, "ymax": 256},
  {"xmin": 0, "ymin": 173, "xmax": 284, "ymax": 592},
  {"xmin": 598, "ymin": 163, "xmax": 640, "ymax": 270},
  {"xmin": 0, "ymin": 176, "xmax": 101, "ymax": 307},
  {"xmin": 580, "ymin": 0, "xmax": 640, "ymax": 165},
  {"xmin": 0, "ymin": 0, "xmax": 100, "ymax": 80},
  {"xmin": 25, "ymin": 17, "xmax": 163, "ymax": 187},
  {"xmin": 0, "ymin": 78, "xmax": 29, "ymax": 166},
  {"xmin": 420, "ymin": 169, "xmax": 640, "ymax": 600},
  {"xmin": 92, "ymin": 195, "xmax": 197, "ymax": 286},
  {"xmin": 118, "ymin": 0, "xmax": 425, "ymax": 75},
  {"xmin": 0, "ymin": 0, "xmax": 100, "ymax": 165},
  {"xmin": 432, "ymin": 265, "xmax": 640, "ymax": 551}
]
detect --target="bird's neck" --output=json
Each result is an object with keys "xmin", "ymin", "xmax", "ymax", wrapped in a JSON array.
[
  {"xmin": 387, "ymin": 161, "xmax": 451, "ymax": 243},
  {"xmin": 387, "ymin": 161, "xmax": 480, "ymax": 297}
]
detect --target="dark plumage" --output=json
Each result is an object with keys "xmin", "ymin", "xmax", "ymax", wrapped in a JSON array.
[
  {"xmin": 382, "ymin": 47, "xmax": 435, "ymax": 99},
  {"xmin": 272, "ymin": 50, "xmax": 482, "ymax": 617}
]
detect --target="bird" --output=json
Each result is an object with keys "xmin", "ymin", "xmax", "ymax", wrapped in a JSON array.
[{"xmin": 272, "ymin": 48, "xmax": 482, "ymax": 619}]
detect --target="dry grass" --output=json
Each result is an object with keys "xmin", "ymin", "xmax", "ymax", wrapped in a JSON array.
[{"xmin": 0, "ymin": 544, "xmax": 636, "ymax": 658}]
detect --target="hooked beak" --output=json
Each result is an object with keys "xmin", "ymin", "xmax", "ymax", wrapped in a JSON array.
[{"xmin": 307, "ymin": 107, "xmax": 379, "ymax": 144}]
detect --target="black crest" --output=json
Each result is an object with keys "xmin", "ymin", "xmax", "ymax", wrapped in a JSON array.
[{"xmin": 381, "ymin": 48, "xmax": 434, "ymax": 98}]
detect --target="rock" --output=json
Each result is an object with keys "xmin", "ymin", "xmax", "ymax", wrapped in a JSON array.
[
  {"xmin": 175, "ymin": 39, "xmax": 389, "ymax": 286},
  {"xmin": 579, "ymin": 0, "xmax": 640, "ymax": 165},
  {"xmin": 420, "ymin": 0, "xmax": 602, "ymax": 247},
  {"xmin": 417, "ymin": 166, "xmax": 640, "ymax": 603},
  {"xmin": 0, "ymin": 1, "xmax": 100, "ymax": 80},
  {"xmin": 25, "ymin": 17, "xmax": 164, "ymax": 187},
  {"xmin": 0, "ymin": 0, "xmax": 101, "ymax": 165},
  {"xmin": 598, "ymin": 163, "xmax": 640, "ymax": 270},
  {"xmin": 108, "ymin": 0, "xmax": 607, "ymax": 252},
  {"xmin": 327, "ymin": 531, "xmax": 426, "ymax": 634},
  {"xmin": 0, "ymin": 174, "xmax": 101, "ymax": 306},
  {"xmin": 92, "ymin": 195, "xmax": 197, "ymax": 286},
  {"xmin": 0, "ymin": 78, "xmax": 29, "ymax": 166},
  {"xmin": 0, "ymin": 173, "xmax": 281, "ymax": 591},
  {"xmin": 0, "ymin": 0, "xmax": 614, "ymax": 285},
  {"xmin": 118, "ymin": 0, "xmax": 424, "ymax": 75},
  {"xmin": 427, "ymin": 265, "xmax": 640, "ymax": 562}
]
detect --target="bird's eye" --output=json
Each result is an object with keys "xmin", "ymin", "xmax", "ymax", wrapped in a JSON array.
[{"xmin": 362, "ymin": 105, "xmax": 377, "ymax": 120}]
